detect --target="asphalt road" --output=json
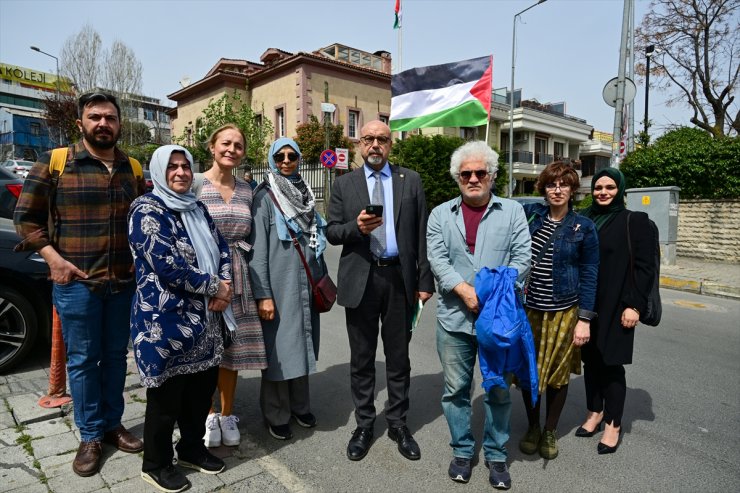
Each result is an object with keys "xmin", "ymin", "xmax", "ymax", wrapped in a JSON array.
[{"xmin": 228, "ymin": 245, "xmax": 740, "ymax": 492}]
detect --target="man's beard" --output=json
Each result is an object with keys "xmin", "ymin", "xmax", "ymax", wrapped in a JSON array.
[
  {"xmin": 82, "ymin": 127, "xmax": 120, "ymax": 150},
  {"xmin": 366, "ymin": 154, "xmax": 384, "ymax": 166}
]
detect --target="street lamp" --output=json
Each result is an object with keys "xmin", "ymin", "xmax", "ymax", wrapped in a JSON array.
[
  {"xmin": 30, "ymin": 45, "xmax": 62, "ymax": 145},
  {"xmin": 508, "ymin": 0, "xmax": 547, "ymax": 197},
  {"xmin": 643, "ymin": 44, "xmax": 655, "ymax": 136}
]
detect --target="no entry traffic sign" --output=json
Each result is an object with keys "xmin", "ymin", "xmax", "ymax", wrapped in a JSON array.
[
  {"xmin": 320, "ymin": 149, "xmax": 337, "ymax": 168},
  {"xmin": 335, "ymin": 148, "xmax": 348, "ymax": 170}
]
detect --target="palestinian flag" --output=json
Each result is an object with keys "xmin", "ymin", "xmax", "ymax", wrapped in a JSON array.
[
  {"xmin": 394, "ymin": 0, "xmax": 402, "ymax": 29},
  {"xmin": 390, "ymin": 55, "xmax": 493, "ymax": 132}
]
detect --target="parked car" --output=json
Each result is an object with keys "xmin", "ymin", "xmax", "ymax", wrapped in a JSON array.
[
  {"xmin": 143, "ymin": 169, "xmax": 153, "ymax": 192},
  {"xmin": 2, "ymin": 159, "xmax": 35, "ymax": 179},
  {"xmin": 512, "ymin": 196, "xmax": 546, "ymax": 206},
  {"xmin": 0, "ymin": 217, "xmax": 52, "ymax": 373},
  {"xmin": 0, "ymin": 167, "xmax": 23, "ymax": 219}
]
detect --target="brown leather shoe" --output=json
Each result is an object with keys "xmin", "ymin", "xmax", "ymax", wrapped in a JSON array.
[
  {"xmin": 103, "ymin": 425, "xmax": 144, "ymax": 453},
  {"xmin": 72, "ymin": 441, "xmax": 102, "ymax": 477}
]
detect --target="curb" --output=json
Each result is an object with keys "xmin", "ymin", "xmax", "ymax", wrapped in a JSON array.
[{"xmin": 660, "ymin": 275, "xmax": 740, "ymax": 300}]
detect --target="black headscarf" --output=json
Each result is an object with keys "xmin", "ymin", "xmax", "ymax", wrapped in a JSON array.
[{"xmin": 582, "ymin": 167, "xmax": 627, "ymax": 231}]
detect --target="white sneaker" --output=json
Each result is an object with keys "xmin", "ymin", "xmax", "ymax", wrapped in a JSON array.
[
  {"xmin": 203, "ymin": 413, "xmax": 221, "ymax": 448},
  {"xmin": 220, "ymin": 415, "xmax": 241, "ymax": 446}
]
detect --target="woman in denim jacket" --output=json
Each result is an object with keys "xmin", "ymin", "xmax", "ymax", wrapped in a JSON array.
[{"xmin": 517, "ymin": 162, "xmax": 599, "ymax": 460}]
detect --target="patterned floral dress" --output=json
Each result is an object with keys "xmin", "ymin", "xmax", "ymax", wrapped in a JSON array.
[{"xmin": 200, "ymin": 177, "xmax": 267, "ymax": 370}]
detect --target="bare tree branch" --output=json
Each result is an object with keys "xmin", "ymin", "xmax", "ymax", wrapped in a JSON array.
[
  {"xmin": 59, "ymin": 23, "xmax": 102, "ymax": 93},
  {"xmin": 636, "ymin": 0, "xmax": 739, "ymax": 136}
]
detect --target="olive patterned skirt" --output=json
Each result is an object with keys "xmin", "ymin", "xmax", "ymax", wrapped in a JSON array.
[{"xmin": 526, "ymin": 305, "xmax": 581, "ymax": 395}]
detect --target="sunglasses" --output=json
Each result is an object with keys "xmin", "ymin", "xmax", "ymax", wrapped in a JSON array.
[
  {"xmin": 273, "ymin": 152, "xmax": 299, "ymax": 162},
  {"xmin": 459, "ymin": 170, "xmax": 488, "ymax": 181}
]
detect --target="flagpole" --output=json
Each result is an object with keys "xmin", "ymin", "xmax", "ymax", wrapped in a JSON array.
[
  {"xmin": 397, "ymin": 1, "xmax": 402, "ymax": 72},
  {"xmin": 398, "ymin": 25, "xmax": 402, "ymax": 72}
]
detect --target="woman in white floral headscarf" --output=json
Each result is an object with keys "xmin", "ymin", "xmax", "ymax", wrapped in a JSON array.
[{"xmin": 128, "ymin": 145, "xmax": 233, "ymax": 492}]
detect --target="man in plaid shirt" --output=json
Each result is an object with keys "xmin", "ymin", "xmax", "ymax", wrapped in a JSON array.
[{"xmin": 14, "ymin": 92, "xmax": 146, "ymax": 477}]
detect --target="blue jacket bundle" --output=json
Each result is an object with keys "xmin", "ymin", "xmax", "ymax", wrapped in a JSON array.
[{"xmin": 475, "ymin": 266, "xmax": 539, "ymax": 405}]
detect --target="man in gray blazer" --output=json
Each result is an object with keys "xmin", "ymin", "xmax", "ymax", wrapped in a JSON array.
[{"xmin": 327, "ymin": 120, "xmax": 434, "ymax": 462}]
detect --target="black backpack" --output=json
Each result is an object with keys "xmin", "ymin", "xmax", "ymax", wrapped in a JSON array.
[{"xmin": 627, "ymin": 212, "xmax": 662, "ymax": 326}]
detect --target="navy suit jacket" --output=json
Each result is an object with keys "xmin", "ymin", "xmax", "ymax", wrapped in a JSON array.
[{"xmin": 326, "ymin": 164, "xmax": 434, "ymax": 309}]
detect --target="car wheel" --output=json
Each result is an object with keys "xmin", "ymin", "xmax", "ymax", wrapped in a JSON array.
[{"xmin": 0, "ymin": 286, "xmax": 39, "ymax": 373}]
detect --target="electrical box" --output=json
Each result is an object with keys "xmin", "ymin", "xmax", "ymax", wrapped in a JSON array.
[{"xmin": 626, "ymin": 186, "xmax": 680, "ymax": 265}]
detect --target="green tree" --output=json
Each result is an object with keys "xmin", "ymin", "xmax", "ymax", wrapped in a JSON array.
[
  {"xmin": 119, "ymin": 143, "xmax": 159, "ymax": 166},
  {"xmin": 389, "ymin": 134, "xmax": 508, "ymax": 210},
  {"xmin": 176, "ymin": 90, "xmax": 273, "ymax": 168},
  {"xmin": 294, "ymin": 115, "xmax": 355, "ymax": 164},
  {"xmin": 620, "ymin": 127, "xmax": 740, "ymax": 198}
]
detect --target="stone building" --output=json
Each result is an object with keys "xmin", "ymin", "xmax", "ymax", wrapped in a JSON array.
[{"xmin": 167, "ymin": 43, "xmax": 392, "ymax": 168}]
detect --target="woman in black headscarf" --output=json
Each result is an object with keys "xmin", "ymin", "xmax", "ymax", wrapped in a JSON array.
[{"xmin": 577, "ymin": 168, "xmax": 656, "ymax": 454}]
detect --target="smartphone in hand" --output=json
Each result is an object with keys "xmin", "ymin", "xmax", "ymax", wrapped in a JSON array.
[{"xmin": 366, "ymin": 204, "xmax": 384, "ymax": 217}]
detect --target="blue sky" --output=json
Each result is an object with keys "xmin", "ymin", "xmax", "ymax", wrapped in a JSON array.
[{"xmin": 1, "ymin": 0, "xmax": 690, "ymax": 136}]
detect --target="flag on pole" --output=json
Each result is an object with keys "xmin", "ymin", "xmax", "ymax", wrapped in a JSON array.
[
  {"xmin": 390, "ymin": 55, "xmax": 493, "ymax": 132},
  {"xmin": 394, "ymin": 0, "xmax": 402, "ymax": 29}
]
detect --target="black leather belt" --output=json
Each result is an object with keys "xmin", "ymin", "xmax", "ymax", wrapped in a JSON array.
[{"xmin": 373, "ymin": 256, "xmax": 400, "ymax": 267}]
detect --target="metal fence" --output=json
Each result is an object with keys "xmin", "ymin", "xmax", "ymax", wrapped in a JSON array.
[{"xmin": 250, "ymin": 161, "xmax": 346, "ymax": 201}]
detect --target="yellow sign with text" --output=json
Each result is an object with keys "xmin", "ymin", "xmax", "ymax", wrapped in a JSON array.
[
  {"xmin": 0, "ymin": 63, "xmax": 71, "ymax": 92},
  {"xmin": 642, "ymin": 195, "xmax": 651, "ymax": 205}
]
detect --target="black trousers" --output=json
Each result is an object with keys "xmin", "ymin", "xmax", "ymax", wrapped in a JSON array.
[
  {"xmin": 581, "ymin": 344, "xmax": 626, "ymax": 427},
  {"xmin": 346, "ymin": 263, "xmax": 411, "ymax": 429},
  {"xmin": 142, "ymin": 365, "xmax": 219, "ymax": 472}
]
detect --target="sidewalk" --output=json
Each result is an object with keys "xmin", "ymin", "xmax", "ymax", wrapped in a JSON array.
[
  {"xmin": 0, "ymin": 352, "xmax": 314, "ymax": 493},
  {"xmin": 660, "ymin": 256, "xmax": 740, "ymax": 300}
]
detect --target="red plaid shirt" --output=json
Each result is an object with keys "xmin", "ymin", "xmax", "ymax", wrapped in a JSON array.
[{"xmin": 14, "ymin": 141, "xmax": 145, "ymax": 294}]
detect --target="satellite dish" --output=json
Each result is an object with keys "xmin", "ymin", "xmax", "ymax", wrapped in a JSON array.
[
  {"xmin": 179, "ymin": 76, "xmax": 191, "ymax": 88},
  {"xmin": 602, "ymin": 77, "xmax": 637, "ymax": 108}
]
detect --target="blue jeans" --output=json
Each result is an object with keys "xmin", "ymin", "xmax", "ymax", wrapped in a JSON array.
[
  {"xmin": 436, "ymin": 324, "xmax": 512, "ymax": 462},
  {"xmin": 53, "ymin": 281, "xmax": 134, "ymax": 442}
]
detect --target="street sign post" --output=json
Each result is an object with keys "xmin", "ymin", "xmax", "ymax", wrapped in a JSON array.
[{"xmin": 319, "ymin": 149, "xmax": 337, "ymax": 168}]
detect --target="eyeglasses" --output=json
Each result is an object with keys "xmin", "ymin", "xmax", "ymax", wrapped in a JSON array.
[
  {"xmin": 360, "ymin": 135, "xmax": 391, "ymax": 145},
  {"xmin": 594, "ymin": 184, "xmax": 618, "ymax": 192},
  {"xmin": 273, "ymin": 152, "xmax": 299, "ymax": 162},
  {"xmin": 545, "ymin": 183, "xmax": 570, "ymax": 191},
  {"xmin": 459, "ymin": 170, "xmax": 488, "ymax": 181}
]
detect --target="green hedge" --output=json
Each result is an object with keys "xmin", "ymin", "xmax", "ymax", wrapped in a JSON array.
[{"xmin": 620, "ymin": 127, "xmax": 740, "ymax": 199}]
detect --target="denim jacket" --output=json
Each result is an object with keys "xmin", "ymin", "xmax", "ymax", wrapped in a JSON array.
[{"xmin": 522, "ymin": 203, "xmax": 599, "ymax": 319}]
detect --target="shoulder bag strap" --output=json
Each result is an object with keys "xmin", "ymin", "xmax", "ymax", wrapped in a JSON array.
[
  {"xmin": 626, "ymin": 211, "xmax": 637, "ymax": 286},
  {"xmin": 266, "ymin": 188, "xmax": 317, "ymax": 289},
  {"xmin": 531, "ymin": 222, "xmax": 564, "ymax": 270}
]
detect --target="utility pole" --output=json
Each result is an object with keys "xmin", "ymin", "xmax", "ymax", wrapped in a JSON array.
[
  {"xmin": 30, "ymin": 45, "xmax": 63, "ymax": 146},
  {"xmin": 643, "ymin": 45, "xmax": 655, "ymax": 136},
  {"xmin": 611, "ymin": 0, "xmax": 633, "ymax": 167}
]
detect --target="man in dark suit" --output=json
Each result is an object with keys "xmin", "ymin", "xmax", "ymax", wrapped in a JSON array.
[{"xmin": 327, "ymin": 120, "xmax": 434, "ymax": 462}]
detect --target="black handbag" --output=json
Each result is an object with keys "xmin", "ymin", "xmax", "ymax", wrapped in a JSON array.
[{"xmin": 627, "ymin": 212, "xmax": 662, "ymax": 326}]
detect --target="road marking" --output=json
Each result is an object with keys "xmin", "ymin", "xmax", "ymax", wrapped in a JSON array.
[
  {"xmin": 256, "ymin": 455, "xmax": 317, "ymax": 493},
  {"xmin": 674, "ymin": 300, "xmax": 707, "ymax": 309}
]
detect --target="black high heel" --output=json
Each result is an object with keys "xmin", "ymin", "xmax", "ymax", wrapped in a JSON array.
[
  {"xmin": 597, "ymin": 440, "xmax": 619, "ymax": 454},
  {"xmin": 575, "ymin": 420, "xmax": 603, "ymax": 438},
  {"xmin": 597, "ymin": 429, "xmax": 622, "ymax": 454}
]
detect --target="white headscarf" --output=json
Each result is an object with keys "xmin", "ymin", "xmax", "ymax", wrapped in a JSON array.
[{"xmin": 149, "ymin": 145, "xmax": 236, "ymax": 330}]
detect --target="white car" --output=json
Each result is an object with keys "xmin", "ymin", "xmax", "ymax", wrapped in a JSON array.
[{"xmin": 2, "ymin": 159, "xmax": 35, "ymax": 179}]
